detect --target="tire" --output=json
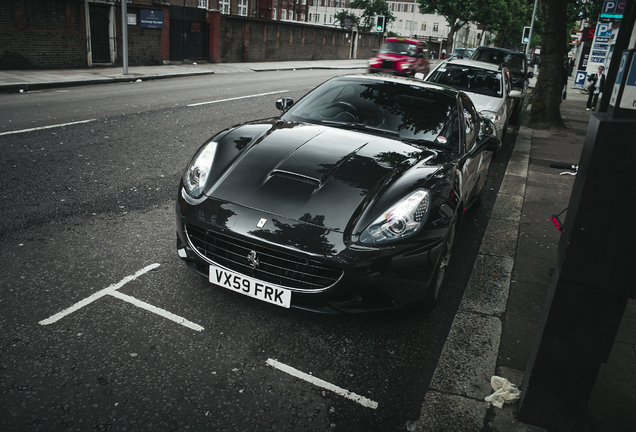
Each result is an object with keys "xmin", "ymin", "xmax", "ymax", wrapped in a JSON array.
[{"xmin": 423, "ymin": 218, "xmax": 458, "ymax": 307}]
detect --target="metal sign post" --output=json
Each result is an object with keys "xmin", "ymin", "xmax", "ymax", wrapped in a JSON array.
[{"xmin": 121, "ymin": 0, "xmax": 128, "ymax": 75}]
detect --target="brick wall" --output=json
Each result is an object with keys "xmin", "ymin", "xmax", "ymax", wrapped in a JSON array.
[
  {"xmin": 218, "ymin": 15, "xmax": 380, "ymax": 63},
  {"xmin": 0, "ymin": 0, "xmax": 87, "ymax": 69},
  {"xmin": 115, "ymin": 7, "xmax": 164, "ymax": 67},
  {"xmin": 0, "ymin": 1, "xmax": 380, "ymax": 70}
]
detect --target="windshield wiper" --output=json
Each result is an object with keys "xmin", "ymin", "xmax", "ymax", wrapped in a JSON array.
[{"xmin": 321, "ymin": 120, "xmax": 400, "ymax": 137}]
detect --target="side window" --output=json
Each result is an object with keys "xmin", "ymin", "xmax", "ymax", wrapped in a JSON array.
[{"xmin": 460, "ymin": 96, "xmax": 478, "ymax": 152}]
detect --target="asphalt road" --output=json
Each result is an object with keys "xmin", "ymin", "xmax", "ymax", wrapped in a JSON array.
[{"xmin": 0, "ymin": 69, "xmax": 517, "ymax": 431}]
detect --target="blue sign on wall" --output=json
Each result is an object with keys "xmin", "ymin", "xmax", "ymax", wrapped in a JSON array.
[{"xmin": 140, "ymin": 9, "xmax": 164, "ymax": 29}]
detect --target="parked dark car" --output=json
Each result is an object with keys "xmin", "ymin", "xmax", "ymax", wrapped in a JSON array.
[
  {"xmin": 470, "ymin": 46, "xmax": 534, "ymax": 124},
  {"xmin": 176, "ymin": 74, "xmax": 500, "ymax": 313},
  {"xmin": 368, "ymin": 37, "xmax": 430, "ymax": 77},
  {"xmin": 451, "ymin": 47, "xmax": 474, "ymax": 59}
]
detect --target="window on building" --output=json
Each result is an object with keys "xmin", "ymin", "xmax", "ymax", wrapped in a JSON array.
[
  {"xmin": 238, "ymin": 0, "xmax": 248, "ymax": 16},
  {"xmin": 289, "ymin": 10, "xmax": 294, "ymax": 20},
  {"xmin": 406, "ymin": 20, "xmax": 411, "ymax": 32},
  {"xmin": 273, "ymin": 7, "xmax": 277, "ymax": 19},
  {"xmin": 302, "ymin": 0, "xmax": 307, "ymax": 5},
  {"xmin": 198, "ymin": 0, "xmax": 208, "ymax": 8},
  {"xmin": 330, "ymin": 0, "xmax": 334, "ymax": 7},
  {"xmin": 422, "ymin": 22, "xmax": 426, "ymax": 31},
  {"xmin": 315, "ymin": 13, "xmax": 320, "ymax": 22},
  {"xmin": 281, "ymin": 9, "xmax": 287, "ymax": 20},
  {"xmin": 301, "ymin": 13, "xmax": 305, "ymax": 21},
  {"xmin": 433, "ymin": 22, "xmax": 439, "ymax": 32},
  {"xmin": 219, "ymin": 0, "xmax": 229, "ymax": 14}
]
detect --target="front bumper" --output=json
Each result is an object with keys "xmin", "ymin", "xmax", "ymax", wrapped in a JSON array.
[{"xmin": 176, "ymin": 191, "xmax": 449, "ymax": 314}]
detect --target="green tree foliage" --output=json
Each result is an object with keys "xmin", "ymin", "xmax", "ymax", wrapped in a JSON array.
[
  {"xmin": 350, "ymin": 0, "xmax": 396, "ymax": 32},
  {"xmin": 334, "ymin": 10, "xmax": 360, "ymax": 28},
  {"xmin": 581, "ymin": 0, "xmax": 605, "ymax": 27},
  {"xmin": 483, "ymin": 0, "xmax": 529, "ymax": 49},
  {"xmin": 417, "ymin": 0, "xmax": 485, "ymax": 51}
]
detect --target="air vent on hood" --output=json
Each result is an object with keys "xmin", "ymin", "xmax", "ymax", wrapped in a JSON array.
[{"xmin": 270, "ymin": 170, "xmax": 321, "ymax": 188}]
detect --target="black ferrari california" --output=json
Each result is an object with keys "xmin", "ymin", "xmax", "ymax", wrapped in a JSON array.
[{"xmin": 176, "ymin": 74, "xmax": 500, "ymax": 313}]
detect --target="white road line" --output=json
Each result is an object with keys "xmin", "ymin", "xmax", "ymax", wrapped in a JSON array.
[
  {"xmin": 40, "ymin": 263, "xmax": 160, "ymax": 325},
  {"xmin": 266, "ymin": 358, "xmax": 379, "ymax": 410},
  {"xmin": 109, "ymin": 291, "xmax": 204, "ymax": 332},
  {"xmin": 0, "ymin": 119, "xmax": 97, "ymax": 136},
  {"xmin": 187, "ymin": 90, "xmax": 289, "ymax": 107}
]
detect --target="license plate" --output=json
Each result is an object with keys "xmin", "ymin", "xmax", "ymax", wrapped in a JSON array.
[{"xmin": 209, "ymin": 264, "xmax": 292, "ymax": 308}]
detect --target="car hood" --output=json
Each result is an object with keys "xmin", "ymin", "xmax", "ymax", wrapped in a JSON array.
[
  {"xmin": 206, "ymin": 122, "xmax": 444, "ymax": 232},
  {"xmin": 464, "ymin": 92, "xmax": 505, "ymax": 114}
]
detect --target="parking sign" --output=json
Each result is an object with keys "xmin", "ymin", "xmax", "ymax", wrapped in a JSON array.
[{"xmin": 575, "ymin": 70, "xmax": 588, "ymax": 87}]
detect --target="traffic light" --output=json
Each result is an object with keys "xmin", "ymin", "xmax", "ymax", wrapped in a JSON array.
[
  {"xmin": 522, "ymin": 26, "xmax": 531, "ymax": 44},
  {"xmin": 376, "ymin": 15, "xmax": 385, "ymax": 32}
]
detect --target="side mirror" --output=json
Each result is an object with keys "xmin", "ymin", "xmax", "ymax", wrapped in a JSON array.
[
  {"xmin": 469, "ymin": 135, "xmax": 501, "ymax": 157},
  {"xmin": 276, "ymin": 97, "xmax": 294, "ymax": 112},
  {"xmin": 527, "ymin": 71, "xmax": 534, "ymax": 79},
  {"xmin": 509, "ymin": 90, "xmax": 523, "ymax": 99}
]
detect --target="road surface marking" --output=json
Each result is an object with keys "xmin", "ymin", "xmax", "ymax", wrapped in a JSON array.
[
  {"xmin": 39, "ymin": 263, "xmax": 203, "ymax": 331},
  {"xmin": 266, "ymin": 358, "xmax": 378, "ymax": 409},
  {"xmin": 0, "ymin": 119, "xmax": 97, "ymax": 136},
  {"xmin": 187, "ymin": 90, "xmax": 289, "ymax": 107},
  {"xmin": 110, "ymin": 290, "xmax": 203, "ymax": 332}
]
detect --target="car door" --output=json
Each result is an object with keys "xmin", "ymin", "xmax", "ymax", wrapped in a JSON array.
[
  {"xmin": 502, "ymin": 68, "xmax": 514, "ymax": 123},
  {"xmin": 457, "ymin": 95, "xmax": 482, "ymax": 204}
]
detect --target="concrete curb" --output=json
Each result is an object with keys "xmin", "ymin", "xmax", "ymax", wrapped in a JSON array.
[
  {"xmin": 0, "ymin": 71, "xmax": 218, "ymax": 93},
  {"xmin": 415, "ymin": 108, "xmax": 535, "ymax": 432}
]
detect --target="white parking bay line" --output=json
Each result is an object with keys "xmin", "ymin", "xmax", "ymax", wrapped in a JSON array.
[
  {"xmin": 39, "ymin": 263, "xmax": 203, "ymax": 332},
  {"xmin": 266, "ymin": 358, "xmax": 378, "ymax": 409},
  {"xmin": 110, "ymin": 291, "xmax": 203, "ymax": 332},
  {"xmin": 0, "ymin": 119, "xmax": 97, "ymax": 136},
  {"xmin": 187, "ymin": 90, "xmax": 289, "ymax": 107}
]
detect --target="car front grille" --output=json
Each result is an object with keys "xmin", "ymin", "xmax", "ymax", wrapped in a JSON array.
[
  {"xmin": 381, "ymin": 60, "xmax": 394, "ymax": 70},
  {"xmin": 185, "ymin": 224, "xmax": 343, "ymax": 292}
]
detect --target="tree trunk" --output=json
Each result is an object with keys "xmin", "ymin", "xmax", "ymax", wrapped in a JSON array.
[{"xmin": 528, "ymin": 0, "xmax": 567, "ymax": 129}]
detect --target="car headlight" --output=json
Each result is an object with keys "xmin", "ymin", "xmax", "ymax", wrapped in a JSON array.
[
  {"xmin": 368, "ymin": 58, "xmax": 381, "ymax": 67},
  {"xmin": 399, "ymin": 62, "xmax": 411, "ymax": 70},
  {"xmin": 481, "ymin": 111, "xmax": 502, "ymax": 124},
  {"xmin": 184, "ymin": 141, "xmax": 218, "ymax": 198},
  {"xmin": 360, "ymin": 189, "xmax": 431, "ymax": 244}
]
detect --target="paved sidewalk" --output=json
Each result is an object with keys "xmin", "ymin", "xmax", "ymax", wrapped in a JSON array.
[
  {"xmin": 1, "ymin": 62, "xmax": 633, "ymax": 431},
  {"xmin": 0, "ymin": 60, "xmax": 369, "ymax": 93},
  {"xmin": 415, "ymin": 81, "xmax": 636, "ymax": 431}
]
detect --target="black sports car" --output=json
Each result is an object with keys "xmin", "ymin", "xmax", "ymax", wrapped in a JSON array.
[{"xmin": 176, "ymin": 74, "xmax": 500, "ymax": 313}]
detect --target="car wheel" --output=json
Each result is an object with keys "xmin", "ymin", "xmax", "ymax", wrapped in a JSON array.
[{"xmin": 423, "ymin": 217, "xmax": 458, "ymax": 307}]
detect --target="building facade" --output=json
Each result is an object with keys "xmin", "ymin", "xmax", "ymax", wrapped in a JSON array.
[{"xmin": 0, "ymin": 0, "xmax": 483, "ymax": 70}]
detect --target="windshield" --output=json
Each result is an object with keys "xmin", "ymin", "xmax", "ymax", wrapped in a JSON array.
[
  {"xmin": 427, "ymin": 64, "xmax": 503, "ymax": 98},
  {"xmin": 379, "ymin": 41, "xmax": 418, "ymax": 57},
  {"xmin": 472, "ymin": 50, "xmax": 527, "ymax": 75},
  {"xmin": 282, "ymin": 78, "xmax": 460, "ymax": 147}
]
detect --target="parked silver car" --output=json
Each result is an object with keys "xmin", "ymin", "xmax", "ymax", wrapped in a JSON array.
[{"xmin": 421, "ymin": 59, "xmax": 521, "ymax": 141}]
